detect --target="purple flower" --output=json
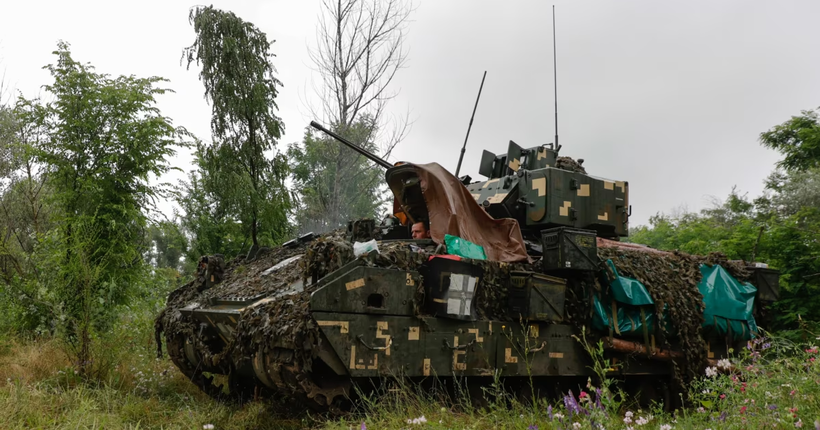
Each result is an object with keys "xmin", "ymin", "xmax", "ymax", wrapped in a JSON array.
[
  {"xmin": 360, "ymin": 422, "xmax": 366, "ymax": 430},
  {"xmin": 565, "ymin": 390, "xmax": 585, "ymax": 416},
  {"xmin": 719, "ymin": 411, "xmax": 728, "ymax": 422},
  {"xmin": 595, "ymin": 387, "xmax": 604, "ymax": 411},
  {"xmin": 547, "ymin": 405, "xmax": 553, "ymax": 421},
  {"xmin": 528, "ymin": 426, "xmax": 539, "ymax": 430},
  {"xmin": 769, "ymin": 404, "xmax": 777, "ymax": 410},
  {"xmin": 563, "ymin": 391, "xmax": 576, "ymax": 416}
]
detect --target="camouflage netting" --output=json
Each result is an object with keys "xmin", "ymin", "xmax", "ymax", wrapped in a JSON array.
[
  {"xmin": 597, "ymin": 246, "xmax": 751, "ymax": 393},
  {"xmin": 155, "ymin": 226, "xmax": 750, "ymax": 401},
  {"xmin": 556, "ymin": 156, "xmax": 587, "ymax": 174},
  {"xmin": 155, "ymin": 231, "xmax": 537, "ymax": 384}
]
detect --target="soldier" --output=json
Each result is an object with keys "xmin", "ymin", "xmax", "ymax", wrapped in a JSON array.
[{"xmin": 411, "ymin": 220, "xmax": 431, "ymax": 239}]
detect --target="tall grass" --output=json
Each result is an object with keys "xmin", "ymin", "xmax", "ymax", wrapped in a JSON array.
[{"xmin": 3, "ymin": 290, "xmax": 820, "ymax": 429}]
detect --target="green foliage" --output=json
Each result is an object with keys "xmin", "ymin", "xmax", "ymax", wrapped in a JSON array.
[
  {"xmin": 11, "ymin": 42, "xmax": 188, "ymax": 375},
  {"xmin": 145, "ymin": 219, "xmax": 188, "ymax": 272},
  {"xmin": 288, "ymin": 116, "xmax": 388, "ymax": 233},
  {"xmin": 760, "ymin": 107, "xmax": 820, "ymax": 172},
  {"xmin": 176, "ymin": 147, "xmax": 249, "ymax": 267},
  {"xmin": 628, "ymin": 188, "xmax": 762, "ymax": 261},
  {"xmin": 182, "ymin": 6, "xmax": 292, "ymax": 251}
]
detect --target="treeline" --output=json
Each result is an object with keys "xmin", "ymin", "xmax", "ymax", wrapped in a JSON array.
[
  {"xmin": 0, "ymin": 1, "xmax": 411, "ymax": 377},
  {"xmin": 628, "ymin": 108, "xmax": 820, "ymax": 339}
]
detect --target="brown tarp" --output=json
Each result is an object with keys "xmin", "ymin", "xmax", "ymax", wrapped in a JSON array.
[{"xmin": 410, "ymin": 162, "xmax": 529, "ymax": 263}]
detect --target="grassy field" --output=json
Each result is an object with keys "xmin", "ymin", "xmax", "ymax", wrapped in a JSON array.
[{"xmin": 2, "ymin": 305, "xmax": 820, "ymax": 430}]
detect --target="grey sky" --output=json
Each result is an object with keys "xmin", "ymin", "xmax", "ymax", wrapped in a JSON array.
[{"xmin": 2, "ymin": 0, "xmax": 818, "ymax": 227}]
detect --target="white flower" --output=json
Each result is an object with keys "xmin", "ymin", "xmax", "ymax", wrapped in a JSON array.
[
  {"xmin": 553, "ymin": 413, "xmax": 565, "ymax": 420},
  {"xmin": 203, "ymin": 425, "xmax": 214, "ymax": 430},
  {"xmin": 572, "ymin": 423, "xmax": 582, "ymax": 429},
  {"xmin": 660, "ymin": 424, "xmax": 672, "ymax": 430},
  {"xmin": 636, "ymin": 416, "xmax": 649, "ymax": 426},
  {"xmin": 705, "ymin": 366, "xmax": 718, "ymax": 378},
  {"xmin": 626, "ymin": 411, "xmax": 634, "ymax": 418},
  {"xmin": 624, "ymin": 416, "xmax": 633, "ymax": 424},
  {"xmin": 717, "ymin": 359, "xmax": 732, "ymax": 370},
  {"xmin": 406, "ymin": 416, "xmax": 427, "ymax": 425},
  {"xmin": 795, "ymin": 418, "xmax": 803, "ymax": 428}
]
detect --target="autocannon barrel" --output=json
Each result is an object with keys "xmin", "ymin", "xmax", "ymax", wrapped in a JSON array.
[{"xmin": 309, "ymin": 120, "xmax": 393, "ymax": 169}]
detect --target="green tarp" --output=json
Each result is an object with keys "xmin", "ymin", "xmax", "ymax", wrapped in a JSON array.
[
  {"xmin": 698, "ymin": 264, "xmax": 758, "ymax": 340},
  {"xmin": 605, "ymin": 260, "xmax": 654, "ymax": 306},
  {"xmin": 592, "ymin": 260, "xmax": 758, "ymax": 341},
  {"xmin": 444, "ymin": 234, "xmax": 487, "ymax": 260}
]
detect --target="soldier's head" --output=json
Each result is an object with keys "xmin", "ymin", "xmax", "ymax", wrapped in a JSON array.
[{"xmin": 411, "ymin": 220, "xmax": 431, "ymax": 239}]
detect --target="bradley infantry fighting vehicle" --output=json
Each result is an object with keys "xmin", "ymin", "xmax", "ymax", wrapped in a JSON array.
[{"xmin": 155, "ymin": 121, "xmax": 780, "ymax": 412}]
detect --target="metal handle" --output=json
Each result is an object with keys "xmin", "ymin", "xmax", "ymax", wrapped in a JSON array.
[
  {"xmin": 357, "ymin": 335, "xmax": 392, "ymax": 351},
  {"xmin": 444, "ymin": 339, "xmax": 476, "ymax": 351},
  {"xmin": 527, "ymin": 341, "xmax": 547, "ymax": 354}
]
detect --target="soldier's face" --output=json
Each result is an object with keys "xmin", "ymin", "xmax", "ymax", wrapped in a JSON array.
[{"xmin": 411, "ymin": 222, "xmax": 429, "ymax": 239}]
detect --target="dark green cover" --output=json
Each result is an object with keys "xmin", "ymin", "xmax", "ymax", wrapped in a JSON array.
[
  {"xmin": 698, "ymin": 264, "xmax": 758, "ymax": 340},
  {"xmin": 592, "ymin": 294, "xmax": 660, "ymax": 335},
  {"xmin": 605, "ymin": 260, "xmax": 654, "ymax": 306}
]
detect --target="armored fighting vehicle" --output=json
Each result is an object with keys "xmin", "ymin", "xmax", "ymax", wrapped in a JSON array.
[{"xmin": 155, "ymin": 121, "xmax": 780, "ymax": 411}]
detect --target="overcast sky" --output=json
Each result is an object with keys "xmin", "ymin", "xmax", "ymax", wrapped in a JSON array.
[{"xmin": 1, "ymin": 0, "xmax": 818, "ymax": 227}]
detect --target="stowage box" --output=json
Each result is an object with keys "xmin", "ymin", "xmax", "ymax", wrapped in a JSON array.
[
  {"xmin": 541, "ymin": 227, "xmax": 599, "ymax": 272},
  {"xmin": 507, "ymin": 271, "xmax": 567, "ymax": 322}
]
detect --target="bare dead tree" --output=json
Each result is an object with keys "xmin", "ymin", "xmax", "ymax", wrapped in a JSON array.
[
  {"xmin": 292, "ymin": 0, "xmax": 414, "ymax": 232},
  {"xmin": 308, "ymin": 0, "xmax": 413, "ymax": 155}
]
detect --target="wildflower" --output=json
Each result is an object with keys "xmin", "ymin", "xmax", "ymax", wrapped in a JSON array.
[
  {"xmin": 814, "ymin": 419, "xmax": 819, "ymax": 430},
  {"xmin": 547, "ymin": 405, "xmax": 553, "ymax": 420},
  {"xmin": 203, "ymin": 425, "xmax": 214, "ymax": 430},
  {"xmin": 572, "ymin": 423, "xmax": 582, "ymax": 429},
  {"xmin": 660, "ymin": 425, "xmax": 672, "ymax": 430},
  {"xmin": 717, "ymin": 359, "xmax": 731, "ymax": 370},
  {"xmin": 563, "ymin": 390, "xmax": 581, "ymax": 416},
  {"xmin": 553, "ymin": 413, "xmax": 565, "ymax": 420},
  {"xmin": 528, "ymin": 426, "xmax": 538, "ymax": 430},
  {"xmin": 636, "ymin": 416, "xmax": 649, "ymax": 426},
  {"xmin": 705, "ymin": 366, "xmax": 718, "ymax": 378},
  {"xmin": 595, "ymin": 387, "xmax": 604, "ymax": 411},
  {"xmin": 625, "ymin": 411, "xmax": 634, "ymax": 418},
  {"xmin": 360, "ymin": 422, "xmax": 366, "ymax": 430},
  {"xmin": 624, "ymin": 416, "xmax": 633, "ymax": 424},
  {"xmin": 579, "ymin": 391, "xmax": 590, "ymax": 403},
  {"xmin": 697, "ymin": 407, "xmax": 705, "ymax": 413},
  {"xmin": 796, "ymin": 419, "xmax": 803, "ymax": 428},
  {"xmin": 740, "ymin": 406, "xmax": 747, "ymax": 414},
  {"xmin": 406, "ymin": 415, "xmax": 427, "ymax": 425},
  {"xmin": 768, "ymin": 404, "xmax": 777, "ymax": 411}
]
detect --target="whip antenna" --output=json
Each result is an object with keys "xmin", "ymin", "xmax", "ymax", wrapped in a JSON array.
[
  {"xmin": 455, "ymin": 70, "xmax": 487, "ymax": 178},
  {"xmin": 553, "ymin": 5, "xmax": 559, "ymax": 150}
]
